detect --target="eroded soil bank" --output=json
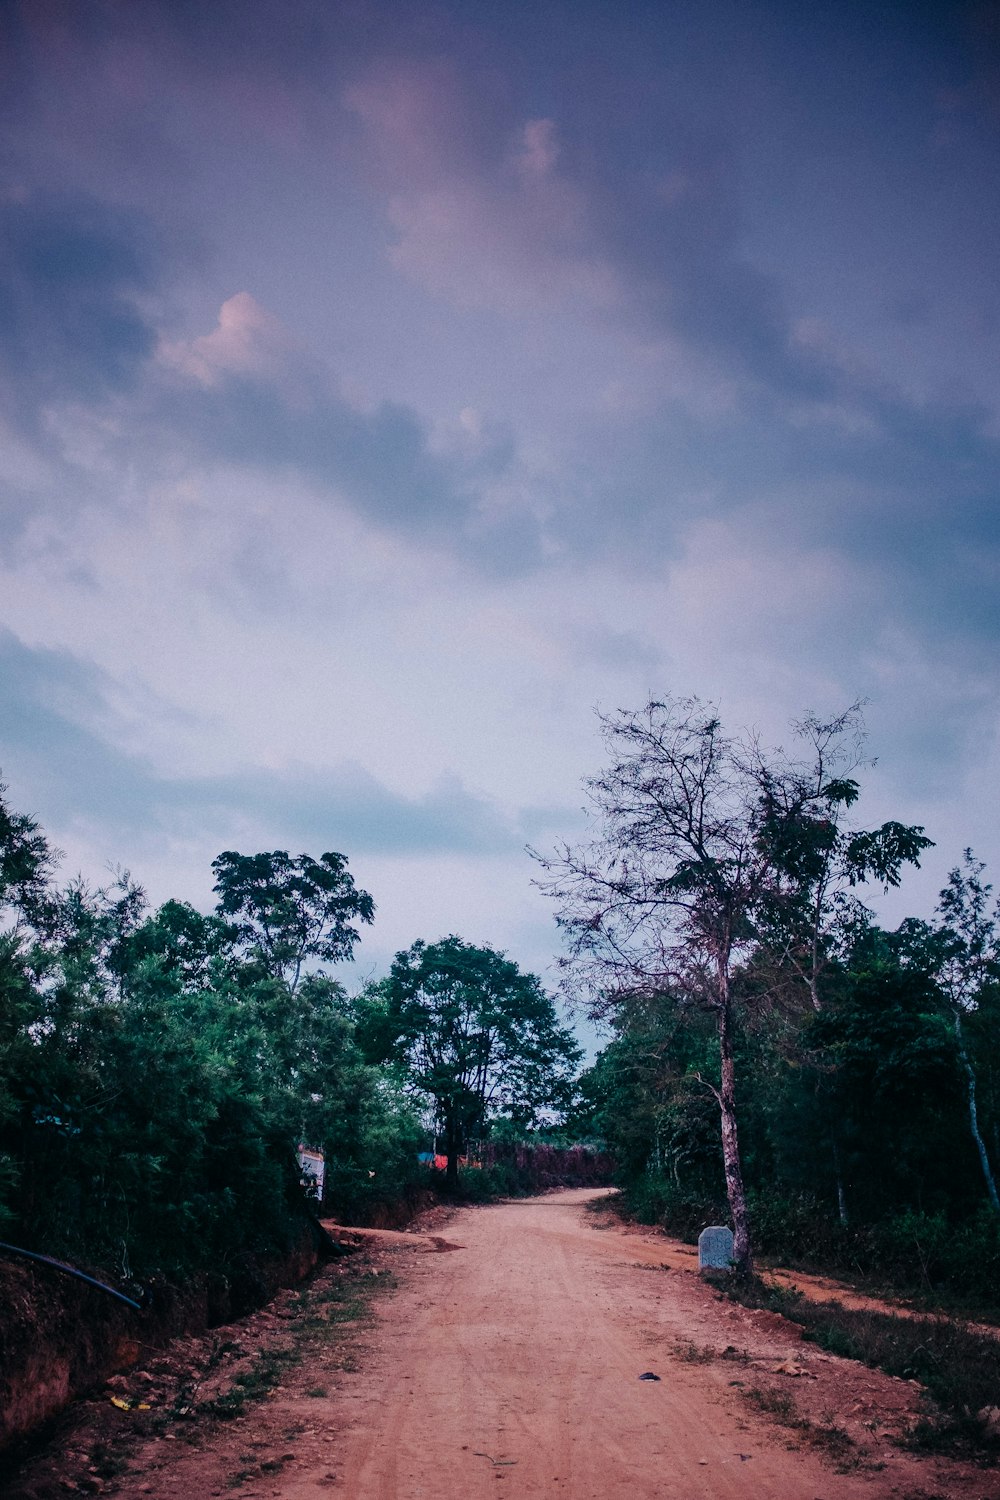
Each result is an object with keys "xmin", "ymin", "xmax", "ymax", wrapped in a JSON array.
[
  {"xmin": 0, "ymin": 1231, "xmax": 323, "ymax": 1453},
  {"xmin": 6, "ymin": 1188, "xmax": 1000, "ymax": 1499}
]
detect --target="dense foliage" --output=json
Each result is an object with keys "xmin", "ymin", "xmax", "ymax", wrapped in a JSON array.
[
  {"xmin": 535, "ymin": 697, "xmax": 932, "ymax": 1273},
  {"xmin": 6, "ymin": 677, "xmax": 1000, "ymax": 1316},
  {"xmin": 0, "ymin": 784, "xmax": 596, "ymax": 1290},
  {"xmin": 0, "ymin": 792, "xmax": 426, "ymax": 1283},
  {"xmin": 580, "ymin": 946, "xmax": 1000, "ymax": 1302}
]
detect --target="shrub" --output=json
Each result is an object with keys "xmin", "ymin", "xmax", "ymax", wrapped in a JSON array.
[{"xmin": 622, "ymin": 1173, "xmax": 723, "ymax": 1241}]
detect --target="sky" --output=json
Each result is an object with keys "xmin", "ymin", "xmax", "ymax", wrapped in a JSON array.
[{"xmin": 1, "ymin": 0, "xmax": 999, "ymax": 1023}]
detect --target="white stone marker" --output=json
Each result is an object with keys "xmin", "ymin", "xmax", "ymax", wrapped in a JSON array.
[{"xmin": 698, "ymin": 1224, "xmax": 735, "ymax": 1270}]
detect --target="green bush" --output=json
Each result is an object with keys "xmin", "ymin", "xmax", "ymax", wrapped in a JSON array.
[
  {"xmin": 454, "ymin": 1163, "xmax": 524, "ymax": 1201},
  {"xmin": 747, "ymin": 1192, "xmax": 1000, "ymax": 1311},
  {"xmin": 622, "ymin": 1172, "xmax": 722, "ymax": 1240},
  {"xmin": 447, "ymin": 1145, "xmax": 613, "ymax": 1204},
  {"xmin": 721, "ymin": 1274, "xmax": 1000, "ymax": 1449}
]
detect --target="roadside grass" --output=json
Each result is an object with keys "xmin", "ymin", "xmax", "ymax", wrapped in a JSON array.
[
  {"xmin": 742, "ymin": 1385, "xmax": 858, "ymax": 1469},
  {"xmin": 605, "ymin": 1188, "xmax": 1000, "ymax": 1324},
  {"xmin": 671, "ymin": 1338, "xmax": 751, "ymax": 1365},
  {"xmin": 86, "ymin": 1438, "xmax": 132, "ymax": 1481},
  {"xmin": 585, "ymin": 1190, "xmax": 623, "ymax": 1220},
  {"xmin": 199, "ymin": 1345, "xmax": 302, "ymax": 1421},
  {"xmin": 204, "ymin": 1266, "xmax": 393, "ymax": 1423},
  {"xmin": 210, "ymin": 1263, "xmax": 394, "ymax": 1487},
  {"xmin": 3, "ymin": 1253, "xmax": 399, "ymax": 1499},
  {"xmin": 666, "ymin": 1333, "xmax": 864, "ymax": 1470},
  {"xmin": 710, "ymin": 1272, "xmax": 1000, "ymax": 1453},
  {"xmin": 762, "ymin": 1259, "xmax": 1000, "ymax": 1329},
  {"xmin": 672, "ymin": 1340, "xmax": 716, "ymax": 1363}
]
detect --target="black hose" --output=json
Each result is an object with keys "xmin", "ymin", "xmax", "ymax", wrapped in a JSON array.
[{"xmin": 0, "ymin": 1240, "xmax": 143, "ymax": 1310}]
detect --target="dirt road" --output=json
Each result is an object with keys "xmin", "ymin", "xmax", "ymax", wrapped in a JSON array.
[
  {"xmin": 9, "ymin": 1188, "xmax": 999, "ymax": 1499},
  {"xmin": 319, "ymin": 1190, "xmax": 989, "ymax": 1499}
]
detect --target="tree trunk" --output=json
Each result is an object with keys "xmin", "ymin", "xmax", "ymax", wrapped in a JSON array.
[
  {"xmin": 444, "ymin": 1109, "xmax": 461, "ymax": 1191},
  {"xmin": 717, "ymin": 993, "xmax": 753, "ymax": 1275},
  {"xmin": 954, "ymin": 1009, "xmax": 1000, "ymax": 1213},
  {"xmin": 831, "ymin": 1136, "xmax": 849, "ymax": 1226}
]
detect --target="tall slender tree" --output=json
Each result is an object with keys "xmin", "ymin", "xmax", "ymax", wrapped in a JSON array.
[
  {"xmin": 533, "ymin": 699, "xmax": 770, "ymax": 1272},
  {"xmin": 932, "ymin": 851, "xmax": 1000, "ymax": 1213},
  {"xmin": 533, "ymin": 696, "xmax": 931, "ymax": 1274}
]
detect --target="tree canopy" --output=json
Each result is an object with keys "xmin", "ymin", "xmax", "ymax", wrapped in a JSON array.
[
  {"xmin": 211, "ymin": 849, "xmax": 375, "ymax": 993},
  {"xmin": 355, "ymin": 935, "xmax": 581, "ymax": 1186}
]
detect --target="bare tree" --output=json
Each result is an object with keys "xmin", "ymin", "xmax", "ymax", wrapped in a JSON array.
[
  {"xmin": 532, "ymin": 696, "xmax": 932, "ymax": 1273},
  {"xmin": 532, "ymin": 699, "xmax": 772, "ymax": 1272}
]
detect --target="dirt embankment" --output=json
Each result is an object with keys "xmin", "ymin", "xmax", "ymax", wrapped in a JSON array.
[
  {"xmin": 7, "ymin": 1188, "xmax": 1000, "ymax": 1500},
  {"xmin": 0, "ymin": 1232, "xmax": 323, "ymax": 1454}
]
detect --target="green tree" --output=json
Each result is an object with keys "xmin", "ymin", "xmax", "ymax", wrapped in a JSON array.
[
  {"xmin": 750, "ymin": 705, "xmax": 932, "ymax": 1014},
  {"xmin": 805, "ymin": 936, "xmax": 964, "ymax": 1221},
  {"xmin": 576, "ymin": 989, "xmax": 720, "ymax": 1196},
  {"xmin": 355, "ymin": 936, "xmax": 580, "ymax": 1188},
  {"xmin": 212, "ymin": 849, "xmax": 374, "ymax": 993},
  {"xmin": 122, "ymin": 898, "xmax": 232, "ymax": 991},
  {"xmin": 0, "ymin": 781, "xmax": 59, "ymax": 1227},
  {"xmin": 0, "ymin": 778, "xmax": 58, "ymax": 932},
  {"xmin": 0, "ymin": 791, "xmax": 427, "ymax": 1277}
]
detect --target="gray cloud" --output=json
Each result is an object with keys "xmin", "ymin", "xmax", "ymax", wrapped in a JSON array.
[
  {"xmin": 3, "ymin": 3, "xmax": 997, "ymax": 642},
  {"xmin": 569, "ymin": 628, "xmax": 664, "ymax": 674},
  {"xmin": 156, "ymin": 374, "xmax": 532, "ymax": 565},
  {"xmin": 0, "ymin": 630, "xmax": 532, "ymax": 859},
  {"xmin": 0, "ymin": 193, "xmax": 158, "ymax": 414},
  {"xmin": 0, "ymin": 251, "xmax": 541, "ymax": 575},
  {"xmin": 0, "ymin": 0, "xmax": 996, "ymax": 984},
  {"xmin": 4, "ymin": 6, "xmax": 994, "ymax": 593}
]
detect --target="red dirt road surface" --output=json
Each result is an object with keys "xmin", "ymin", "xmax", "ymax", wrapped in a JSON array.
[
  {"xmin": 8, "ymin": 1187, "xmax": 999, "ymax": 1499},
  {"xmin": 321, "ymin": 1189, "xmax": 993, "ymax": 1499}
]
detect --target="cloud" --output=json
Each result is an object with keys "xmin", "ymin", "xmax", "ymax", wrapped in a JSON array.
[
  {"xmin": 0, "ymin": 630, "xmax": 533, "ymax": 859},
  {"xmin": 1, "ymin": 264, "xmax": 544, "ymax": 575},
  {"xmin": 151, "ymin": 293, "xmax": 544, "ymax": 573},
  {"xmin": 150, "ymin": 291, "xmax": 1000, "ymax": 628},
  {"xmin": 568, "ymin": 626, "xmax": 664, "ymax": 674},
  {"xmin": 4, "ymin": 6, "xmax": 998, "ymax": 649},
  {"xmin": 158, "ymin": 291, "xmax": 302, "ymax": 388},
  {"xmin": 340, "ymin": 48, "xmax": 830, "ymax": 400},
  {"xmin": 344, "ymin": 61, "xmax": 619, "ymax": 313},
  {"xmin": 0, "ymin": 193, "xmax": 158, "ymax": 415}
]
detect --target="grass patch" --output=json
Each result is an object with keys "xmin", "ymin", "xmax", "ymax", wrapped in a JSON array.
[
  {"xmin": 220, "ymin": 1263, "xmax": 392, "ymax": 1395},
  {"xmin": 672, "ymin": 1340, "xmax": 715, "ymax": 1363},
  {"xmin": 712, "ymin": 1272, "xmax": 1000, "ymax": 1453},
  {"xmin": 87, "ymin": 1439, "xmax": 130, "ymax": 1480},
  {"xmin": 743, "ymin": 1384, "xmax": 857, "ymax": 1466},
  {"xmin": 293, "ymin": 1267, "xmax": 390, "ymax": 1341},
  {"xmin": 199, "ymin": 1345, "xmax": 301, "ymax": 1421},
  {"xmin": 585, "ymin": 1191, "xmax": 622, "ymax": 1218}
]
